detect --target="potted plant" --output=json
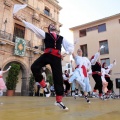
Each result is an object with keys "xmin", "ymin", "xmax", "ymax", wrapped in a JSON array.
[
  {"xmin": 29, "ymin": 74, "xmax": 35, "ymax": 96},
  {"xmin": 6, "ymin": 63, "xmax": 20, "ymax": 96}
]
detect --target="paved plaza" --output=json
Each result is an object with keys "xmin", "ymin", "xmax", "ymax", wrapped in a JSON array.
[{"xmin": 0, "ymin": 96, "xmax": 120, "ymax": 120}]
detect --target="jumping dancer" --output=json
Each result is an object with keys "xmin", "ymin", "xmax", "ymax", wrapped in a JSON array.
[{"xmin": 14, "ymin": 14, "xmax": 74, "ymax": 110}]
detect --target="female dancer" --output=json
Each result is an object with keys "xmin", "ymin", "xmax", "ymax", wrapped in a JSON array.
[
  {"xmin": 0, "ymin": 66, "xmax": 11, "ymax": 96},
  {"xmin": 69, "ymin": 48, "xmax": 91, "ymax": 103},
  {"xmin": 102, "ymin": 60, "xmax": 116, "ymax": 98}
]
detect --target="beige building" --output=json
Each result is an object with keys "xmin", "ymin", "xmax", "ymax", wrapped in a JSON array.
[
  {"xmin": 70, "ymin": 13, "xmax": 120, "ymax": 94},
  {"xmin": 0, "ymin": 0, "xmax": 62, "ymax": 95}
]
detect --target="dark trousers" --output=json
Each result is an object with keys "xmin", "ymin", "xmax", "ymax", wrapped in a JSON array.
[
  {"xmin": 105, "ymin": 77, "xmax": 113, "ymax": 91},
  {"xmin": 92, "ymin": 74, "xmax": 103, "ymax": 94},
  {"xmin": 64, "ymin": 80, "xmax": 70, "ymax": 94},
  {"xmin": 35, "ymin": 85, "xmax": 40, "ymax": 96},
  {"xmin": 31, "ymin": 53, "xmax": 64, "ymax": 96}
]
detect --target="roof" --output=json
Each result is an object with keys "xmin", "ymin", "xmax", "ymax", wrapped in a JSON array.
[{"xmin": 69, "ymin": 13, "xmax": 120, "ymax": 30}]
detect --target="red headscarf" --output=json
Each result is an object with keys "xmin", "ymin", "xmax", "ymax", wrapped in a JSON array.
[
  {"xmin": 102, "ymin": 62, "xmax": 106, "ymax": 68},
  {"xmin": 90, "ymin": 55, "xmax": 94, "ymax": 61}
]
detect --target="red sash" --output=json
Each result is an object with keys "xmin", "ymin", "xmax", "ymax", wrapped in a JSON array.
[
  {"xmin": 75, "ymin": 65, "xmax": 87, "ymax": 77},
  {"xmin": 44, "ymin": 48, "xmax": 61, "ymax": 58},
  {"xmin": 81, "ymin": 65, "xmax": 87, "ymax": 77}
]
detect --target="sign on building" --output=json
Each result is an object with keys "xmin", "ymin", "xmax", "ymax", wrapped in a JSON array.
[{"xmin": 14, "ymin": 37, "xmax": 26, "ymax": 56}]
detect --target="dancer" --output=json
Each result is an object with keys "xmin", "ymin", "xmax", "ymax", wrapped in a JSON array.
[
  {"xmin": 63, "ymin": 70, "xmax": 70, "ymax": 96},
  {"xmin": 91, "ymin": 49, "xmax": 104, "ymax": 99},
  {"xmin": 69, "ymin": 48, "xmax": 90, "ymax": 103},
  {"xmin": 102, "ymin": 60, "xmax": 116, "ymax": 98},
  {"xmin": 101, "ymin": 67, "xmax": 108, "ymax": 94},
  {"xmin": 0, "ymin": 66, "xmax": 11, "ymax": 96},
  {"xmin": 14, "ymin": 14, "xmax": 74, "ymax": 110},
  {"xmin": 82, "ymin": 56, "xmax": 92, "ymax": 98}
]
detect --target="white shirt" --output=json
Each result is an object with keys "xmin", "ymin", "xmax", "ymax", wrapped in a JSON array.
[
  {"xmin": 22, "ymin": 20, "xmax": 74, "ymax": 54},
  {"xmin": 74, "ymin": 56, "xmax": 84, "ymax": 68},
  {"xmin": 63, "ymin": 74, "xmax": 69, "ymax": 81},
  {"xmin": 83, "ymin": 57, "xmax": 92, "ymax": 76},
  {"xmin": 91, "ymin": 52, "xmax": 100, "ymax": 65}
]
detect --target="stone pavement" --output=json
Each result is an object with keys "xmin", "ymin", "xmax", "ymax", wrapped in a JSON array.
[{"xmin": 0, "ymin": 96, "xmax": 120, "ymax": 120}]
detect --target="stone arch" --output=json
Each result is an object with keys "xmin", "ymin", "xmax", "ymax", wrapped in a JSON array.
[{"xmin": 2, "ymin": 59, "xmax": 29, "ymax": 96}]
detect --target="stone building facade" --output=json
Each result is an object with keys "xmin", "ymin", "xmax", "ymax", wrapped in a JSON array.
[{"xmin": 0, "ymin": 0, "xmax": 62, "ymax": 95}]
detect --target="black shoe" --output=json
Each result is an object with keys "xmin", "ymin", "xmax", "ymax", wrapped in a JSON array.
[{"xmin": 87, "ymin": 99, "xmax": 91, "ymax": 103}]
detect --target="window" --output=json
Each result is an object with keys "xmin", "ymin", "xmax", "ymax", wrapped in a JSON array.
[
  {"xmin": 68, "ymin": 64, "xmax": 70, "ymax": 68},
  {"xmin": 81, "ymin": 44, "xmax": 88, "ymax": 57},
  {"xmin": 44, "ymin": 7, "xmax": 50, "ymax": 16},
  {"xmin": 98, "ymin": 23, "xmax": 106, "ymax": 32},
  {"xmin": 13, "ymin": 24, "xmax": 25, "ymax": 42},
  {"xmin": 99, "ymin": 40, "xmax": 109, "ymax": 55},
  {"xmin": 79, "ymin": 29, "xmax": 86, "ymax": 37},
  {"xmin": 68, "ymin": 69, "xmax": 70, "ymax": 74},
  {"xmin": 118, "ymin": 19, "xmax": 120, "ymax": 24},
  {"xmin": 86, "ymin": 26, "xmax": 97, "ymax": 32},
  {"xmin": 101, "ymin": 58, "xmax": 110, "ymax": 66}
]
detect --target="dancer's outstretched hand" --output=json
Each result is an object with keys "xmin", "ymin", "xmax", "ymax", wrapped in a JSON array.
[{"xmin": 13, "ymin": 14, "xmax": 23, "ymax": 21}]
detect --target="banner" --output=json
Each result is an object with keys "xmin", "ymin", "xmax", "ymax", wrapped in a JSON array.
[{"xmin": 14, "ymin": 37, "xmax": 26, "ymax": 56}]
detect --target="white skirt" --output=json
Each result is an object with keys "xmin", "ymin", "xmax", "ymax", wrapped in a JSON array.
[{"xmin": 69, "ymin": 68, "xmax": 85, "ymax": 91}]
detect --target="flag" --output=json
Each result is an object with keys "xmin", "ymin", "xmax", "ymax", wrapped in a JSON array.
[{"xmin": 13, "ymin": 4, "xmax": 27, "ymax": 14}]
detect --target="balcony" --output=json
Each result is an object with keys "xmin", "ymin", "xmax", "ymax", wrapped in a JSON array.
[{"xmin": 0, "ymin": 30, "xmax": 44, "ymax": 52}]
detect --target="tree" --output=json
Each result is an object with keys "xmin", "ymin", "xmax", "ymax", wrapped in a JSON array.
[{"xmin": 29, "ymin": 74, "xmax": 35, "ymax": 96}]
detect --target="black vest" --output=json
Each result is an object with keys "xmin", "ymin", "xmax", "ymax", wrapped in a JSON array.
[
  {"xmin": 92, "ymin": 62, "xmax": 101, "ymax": 72},
  {"xmin": 44, "ymin": 33, "xmax": 63, "ymax": 51}
]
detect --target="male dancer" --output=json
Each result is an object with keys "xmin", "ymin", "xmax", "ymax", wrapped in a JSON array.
[
  {"xmin": 91, "ymin": 49, "xmax": 104, "ymax": 99},
  {"xmin": 14, "ymin": 14, "xmax": 74, "ymax": 110}
]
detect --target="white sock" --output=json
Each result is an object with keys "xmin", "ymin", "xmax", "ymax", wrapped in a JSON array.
[
  {"xmin": 0, "ymin": 90, "xmax": 3, "ymax": 96},
  {"xmin": 43, "ymin": 87, "xmax": 48, "ymax": 92}
]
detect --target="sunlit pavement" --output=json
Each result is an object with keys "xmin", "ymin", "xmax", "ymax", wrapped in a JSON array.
[{"xmin": 0, "ymin": 96, "xmax": 120, "ymax": 120}]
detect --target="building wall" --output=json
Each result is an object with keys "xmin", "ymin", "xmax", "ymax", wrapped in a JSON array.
[
  {"xmin": 0, "ymin": 0, "xmax": 62, "ymax": 95},
  {"xmin": 70, "ymin": 14, "xmax": 120, "ymax": 94}
]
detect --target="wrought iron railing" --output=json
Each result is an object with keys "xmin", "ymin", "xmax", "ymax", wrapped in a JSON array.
[
  {"xmin": 0, "ymin": 30, "xmax": 44, "ymax": 51},
  {"xmin": 0, "ymin": 30, "xmax": 13, "ymax": 41}
]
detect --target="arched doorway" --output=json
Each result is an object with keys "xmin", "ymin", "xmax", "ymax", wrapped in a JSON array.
[{"xmin": 3, "ymin": 61, "xmax": 29, "ymax": 96}]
